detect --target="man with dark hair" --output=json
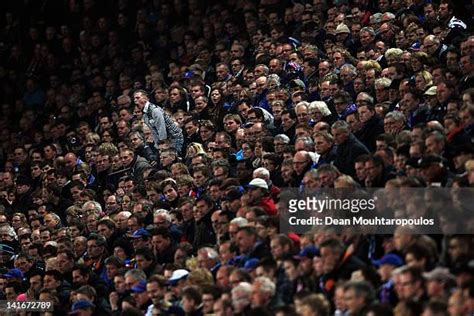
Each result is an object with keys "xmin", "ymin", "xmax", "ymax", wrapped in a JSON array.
[
  {"xmin": 201, "ymin": 285, "xmax": 222, "ymax": 315},
  {"xmin": 319, "ymin": 238, "xmax": 366, "ymax": 298},
  {"xmin": 119, "ymin": 148, "xmax": 151, "ymax": 185},
  {"xmin": 192, "ymin": 166, "xmax": 211, "ymax": 196},
  {"xmin": 332, "ymin": 121, "xmax": 370, "ymax": 177},
  {"xmin": 181, "ymin": 286, "xmax": 203, "ymax": 315},
  {"xmin": 44, "ymin": 269, "xmax": 70, "ymax": 305},
  {"xmin": 151, "ymin": 227, "xmax": 177, "ymax": 265},
  {"xmin": 135, "ymin": 248, "xmax": 157, "ymax": 277},
  {"xmin": 313, "ymin": 131, "xmax": 338, "ymax": 166},
  {"xmin": 236, "ymin": 226, "xmax": 271, "ymax": 266},
  {"xmin": 365, "ymin": 154, "xmax": 395, "ymax": 187},
  {"xmin": 398, "ymin": 266, "xmax": 428, "ymax": 302},
  {"xmin": 183, "ymin": 116, "xmax": 202, "ymax": 146},
  {"xmin": 56, "ymin": 249, "xmax": 75, "ymax": 284},
  {"xmin": 193, "ymin": 195, "xmax": 216, "ymax": 249},
  {"xmin": 85, "ymin": 233, "xmax": 108, "ymax": 278},
  {"xmin": 343, "ymin": 281, "xmax": 376, "ymax": 315},
  {"xmin": 437, "ymin": 0, "xmax": 467, "ymax": 43},
  {"xmin": 356, "ymin": 103, "xmax": 385, "ymax": 152},
  {"xmin": 401, "ymin": 90, "xmax": 429, "ymax": 129},
  {"xmin": 334, "ymin": 90, "xmax": 357, "ymax": 120},
  {"xmin": 145, "ymin": 274, "xmax": 169, "ymax": 315},
  {"xmin": 279, "ymin": 109, "xmax": 297, "ymax": 141},
  {"xmin": 129, "ymin": 130, "xmax": 157, "ymax": 163},
  {"xmin": 27, "ymin": 270, "xmax": 44, "ymax": 300}
]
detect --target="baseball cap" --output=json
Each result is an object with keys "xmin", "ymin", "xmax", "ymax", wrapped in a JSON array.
[
  {"xmin": 405, "ymin": 157, "xmax": 420, "ymax": 169},
  {"xmin": 372, "ymin": 253, "xmax": 404, "ymax": 267},
  {"xmin": 221, "ymin": 187, "xmax": 243, "ymax": 201},
  {"xmin": 450, "ymin": 259, "xmax": 474, "ymax": 275},
  {"xmin": 424, "ymin": 86, "xmax": 437, "ymax": 96},
  {"xmin": 294, "ymin": 245, "xmax": 319, "ymax": 260},
  {"xmin": 183, "ymin": 70, "xmax": 194, "ymax": 79},
  {"xmin": 168, "ymin": 269, "xmax": 189, "ymax": 285},
  {"xmin": 0, "ymin": 244, "xmax": 15, "ymax": 255},
  {"xmin": 247, "ymin": 178, "xmax": 269, "ymax": 190},
  {"xmin": 131, "ymin": 281, "xmax": 147, "ymax": 293},
  {"xmin": 452, "ymin": 144, "xmax": 474, "ymax": 156},
  {"xmin": 16, "ymin": 175, "xmax": 33, "ymax": 187},
  {"xmin": 244, "ymin": 258, "xmax": 260, "ymax": 271},
  {"xmin": 69, "ymin": 300, "xmax": 95, "ymax": 314},
  {"xmin": 418, "ymin": 155, "xmax": 445, "ymax": 169},
  {"xmin": 44, "ymin": 241, "xmax": 58, "ymax": 248},
  {"xmin": 289, "ymin": 79, "xmax": 306, "ymax": 91},
  {"xmin": 369, "ymin": 13, "xmax": 382, "ymax": 25},
  {"xmin": 423, "ymin": 267, "xmax": 455, "ymax": 282},
  {"xmin": 4, "ymin": 268, "xmax": 23, "ymax": 279},
  {"xmin": 335, "ymin": 24, "xmax": 350, "ymax": 35},
  {"xmin": 287, "ymin": 233, "xmax": 301, "ymax": 249},
  {"xmin": 129, "ymin": 228, "xmax": 150, "ymax": 239},
  {"xmin": 409, "ymin": 41, "xmax": 421, "ymax": 52}
]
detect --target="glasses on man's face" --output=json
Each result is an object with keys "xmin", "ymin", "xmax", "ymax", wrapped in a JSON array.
[{"xmin": 293, "ymin": 160, "xmax": 308, "ymax": 165}]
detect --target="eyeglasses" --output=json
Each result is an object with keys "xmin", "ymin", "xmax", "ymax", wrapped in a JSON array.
[{"xmin": 293, "ymin": 161, "xmax": 308, "ymax": 165}]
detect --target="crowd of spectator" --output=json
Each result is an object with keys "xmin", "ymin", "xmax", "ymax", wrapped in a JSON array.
[{"xmin": 0, "ymin": 0, "xmax": 473, "ymax": 315}]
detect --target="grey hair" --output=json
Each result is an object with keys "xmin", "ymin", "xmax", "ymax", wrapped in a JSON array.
[
  {"xmin": 0, "ymin": 224, "xmax": 17, "ymax": 240},
  {"xmin": 331, "ymin": 120, "xmax": 350, "ymax": 133},
  {"xmin": 255, "ymin": 64, "xmax": 270, "ymax": 76},
  {"xmin": 340, "ymin": 64, "xmax": 358, "ymax": 77},
  {"xmin": 254, "ymin": 276, "xmax": 276, "ymax": 296},
  {"xmin": 129, "ymin": 130, "xmax": 145, "ymax": 141},
  {"xmin": 343, "ymin": 281, "xmax": 375, "ymax": 304},
  {"xmin": 153, "ymin": 209, "xmax": 172, "ymax": 223},
  {"xmin": 117, "ymin": 211, "xmax": 132, "ymax": 219},
  {"xmin": 334, "ymin": 175, "xmax": 360, "ymax": 188},
  {"xmin": 48, "ymin": 212, "xmax": 62, "ymax": 225},
  {"xmin": 124, "ymin": 269, "xmax": 147, "ymax": 282},
  {"xmin": 232, "ymin": 282, "xmax": 253, "ymax": 297},
  {"xmin": 385, "ymin": 111, "xmax": 406, "ymax": 123},
  {"xmin": 309, "ymin": 101, "xmax": 332, "ymax": 117},
  {"xmin": 295, "ymin": 101, "xmax": 310, "ymax": 113},
  {"xmin": 267, "ymin": 74, "xmax": 281, "ymax": 87},
  {"xmin": 360, "ymin": 27, "xmax": 376, "ymax": 37},
  {"xmin": 82, "ymin": 201, "xmax": 102, "ymax": 214},
  {"xmin": 253, "ymin": 167, "xmax": 270, "ymax": 180},
  {"xmin": 230, "ymin": 217, "xmax": 248, "ymax": 227},
  {"xmin": 197, "ymin": 247, "xmax": 219, "ymax": 261},
  {"xmin": 357, "ymin": 92, "xmax": 375, "ymax": 104},
  {"xmin": 382, "ymin": 12, "xmax": 396, "ymax": 21},
  {"xmin": 295, "ymin": 136, "xmax": 315, "ymax": 151},
  {"xmin": 274, "ymin": 134, "xmax": 290, "ymax": 144}
]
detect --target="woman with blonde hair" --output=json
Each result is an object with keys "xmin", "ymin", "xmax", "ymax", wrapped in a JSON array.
[
  {"xmin": 384, "ymin": 48, "xmax": 403, "ymax": 66},
  {"xmin": 415, "ymin": 70, "xmax": 433, "ymax": 93},
  {"xmin": 410, "ymin": 51, "xmax": 428, "ymax": 73},
  {"xmin": 84, "ymin": 132, "xmax": 101, "ymax": 146},
  {"xmin": 186, "ymin": 142, "xmax": 207, "ymax": 160}
]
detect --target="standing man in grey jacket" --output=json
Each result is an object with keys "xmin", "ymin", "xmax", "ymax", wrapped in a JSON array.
[{"xmin": 133, "ymin": 90, "xmax": 184, "ymax": 152}]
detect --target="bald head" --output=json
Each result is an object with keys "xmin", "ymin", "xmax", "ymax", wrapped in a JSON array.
[
  {"xmin": 293, "ymin": 151, "xmax": 312, "ymax": 175},
  {"xmin": 423, "ymin": 35, "xmax": 440, "ymax": 55},
  {"xmin": 64, "ymin": 153, "xmax": 77, "ymax": 169}
]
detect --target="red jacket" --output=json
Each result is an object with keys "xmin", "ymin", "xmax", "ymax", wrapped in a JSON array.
[{"xmin": 258, "ymin": 196, "xmax": 278, "ymax": 216}]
